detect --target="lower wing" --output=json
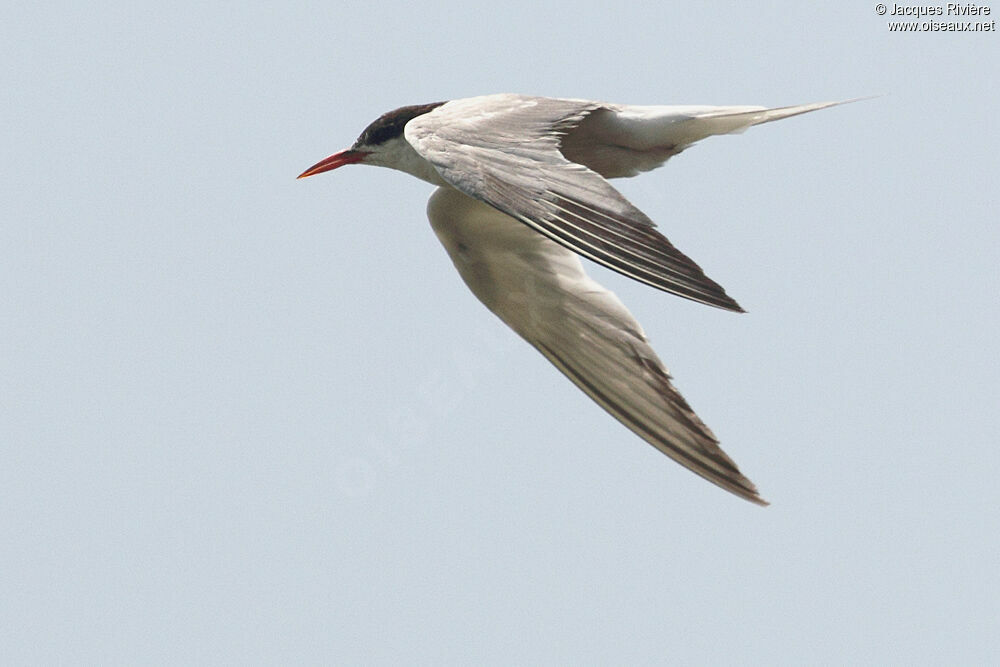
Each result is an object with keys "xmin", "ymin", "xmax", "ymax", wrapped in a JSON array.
[{"xmin": 427, "ymin": 186, "xmax": 766, "ymax": 505}]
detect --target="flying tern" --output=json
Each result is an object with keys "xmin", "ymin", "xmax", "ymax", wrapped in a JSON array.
[{"xmin": 299, "ymin": 93, "xmax": 847, "ymax": 505}]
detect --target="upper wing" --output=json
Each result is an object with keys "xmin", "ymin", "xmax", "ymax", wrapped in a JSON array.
[
  {"xmin": 427, "ymin": 186, "xmax": 766, "ymax": 505},
  {"xmin": 405, "ymin": 94, "xmax": 745, "ymax": 312}
]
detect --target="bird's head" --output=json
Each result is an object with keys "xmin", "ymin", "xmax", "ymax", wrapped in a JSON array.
[{"xmin": 298, "ymin": 101, "xmax": 446, "ymax": 184}]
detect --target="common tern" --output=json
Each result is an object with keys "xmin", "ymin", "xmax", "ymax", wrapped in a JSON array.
[{"xmin": 299, "ymin": 93, "xmax": 847, "ymax": 505}]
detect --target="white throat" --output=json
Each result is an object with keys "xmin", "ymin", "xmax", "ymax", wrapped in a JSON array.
[{"xmin": 361, "ymin": 136, "xmax": 449, "ymax": 187}]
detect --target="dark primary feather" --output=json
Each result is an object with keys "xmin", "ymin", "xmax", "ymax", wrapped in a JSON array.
[{"xmin": 534, "ymin": 340, "xmax": 764, "ymax": 504}]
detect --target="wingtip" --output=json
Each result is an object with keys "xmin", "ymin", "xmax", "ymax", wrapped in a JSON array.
[
  {"xmin": 729, "ymin": 478, "xmax": 768, "ymax": 506},
  {"xmin": 709, "ymin": 293, "xmax": 746, "ymax": 314},
  {"xmin": 838, "ymin": 94, "xmax": 885, "ymax": 105},
  {"xmin": 727, "ymin": 474, "xmax": 768, "ymax": 506},
  {"xmin": 721, "ymin": 293, "xmax": 745, "ymax": 313}
]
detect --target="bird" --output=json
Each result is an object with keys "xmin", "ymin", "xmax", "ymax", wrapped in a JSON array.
[{"xmin": 298, "ymin": 93, "xmax": 849, "ymax": 505}]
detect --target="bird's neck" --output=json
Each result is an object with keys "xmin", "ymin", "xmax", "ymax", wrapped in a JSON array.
[{"xmin": 366, "ymin": 137, "xmax": 449, "ymax": 187}]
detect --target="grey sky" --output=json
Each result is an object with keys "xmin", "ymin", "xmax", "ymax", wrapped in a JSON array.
[{"xmin": 3, "ymin": 1, "xmax": 998, "ymax": 663}]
